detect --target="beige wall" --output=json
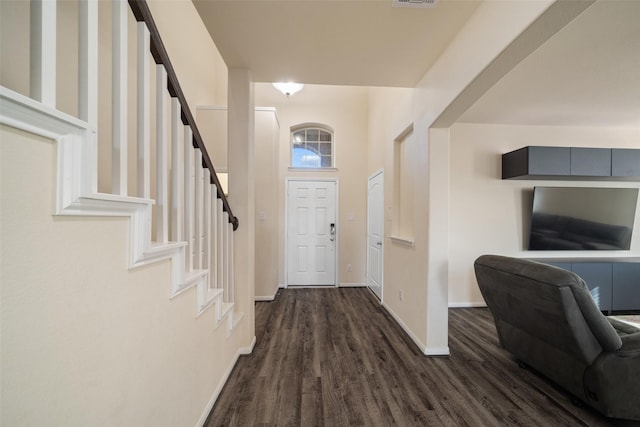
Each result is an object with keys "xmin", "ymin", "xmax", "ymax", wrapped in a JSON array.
[
  {"xmin": 255, "ymin": 83, "xmax": 370, "ymax": 291},
  {"xmin": 1, "ymin": 126, "xmax": 250, "ymax": 426},
  {"xmin": 365, "ymin": 1, "xmax": 555, "ymax": 354},
  {"xmin": 1, "ymin": 1, "xmax": 250, "ymax": 425},
  {"xmin": 254, "ymin": 109, "xmax": 280, "ymax": 298},
  {"xmin": 449, "ymin": 123, "xmax": 640, "ymax": 305},
  {"xmin": 147, "ymin": 0, "xmax": 227, "ymax": 110}
]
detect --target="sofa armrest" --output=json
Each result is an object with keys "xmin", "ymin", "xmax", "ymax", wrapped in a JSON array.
[
  {"xmin": 584, "ymin": 333, "xmax": 640, "ymax": 419},
  {"xmin": 616, "ymin": 332, "xmax": 640, "ymax": 356}
]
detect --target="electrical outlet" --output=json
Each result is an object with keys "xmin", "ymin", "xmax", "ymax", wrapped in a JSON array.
[
  {"xmin": 399, "ymin": 290, "xmax": 404, "ymax": 302},
  {"xmin": 347, "ymin": 263, "xmax": 352, "ymax": 272}
]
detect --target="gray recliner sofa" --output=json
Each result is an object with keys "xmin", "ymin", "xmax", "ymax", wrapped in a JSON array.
[{"xmin": 474, "ymin": 255, "xmax": 640, "ymax": 420}]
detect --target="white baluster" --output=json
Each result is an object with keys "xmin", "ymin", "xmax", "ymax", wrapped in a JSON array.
[
  {"xmin": 183, "ymin": 128, "xmax": 194, "ymax": 272},
  {"xmin": 227, "ymin": 219, "xmax": 234, "ymax": 303},
  {"xmin": 217, "ymin": 199, "xmax": 224, "ymax": 290},
  {"xmin": 171, "ymin": 98, "xmax": 183, "ymax": 242},
  {"xmin": 223, "ymin": 211, "xmax": 230, "ymax": 301},
  {"xmin": 78, "ymin": 0, "xmax": 97, "ymax": 128},
  {"xmin": 30, "ymin": 0, "xmax": 56, "ymax": 107},
  {"xmin": 210, "ymin": 185, "xmax": 218, "ymax": 290},
  {"xmin": 194, "ymin": 149, "xmax": 203, "ymax": 269},
  {"xmin": 112, "ymin": 0, "xmax": 128, "ymax": 196},
  {"xmin": 136, "ymin": 22, "xmax": 151, "ymax": 199},
  {"xmin": 203, "ymin": 169, "xmax": 211, "ymax": 274},
  {"xmin": 156, "ymin": 65, "xmax": 169, "ymax": 243}
]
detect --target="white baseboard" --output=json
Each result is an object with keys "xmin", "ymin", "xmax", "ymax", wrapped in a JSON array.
[
  {"xmin": 448, "ymin": 302, "xmax": 487, "ymax": 308},
  {"xmin": 425, "ymin": 346, "xmax": 450, "ymax": 356},
  {"xmin": 255, "ymin": 284, "xmax": 282, "ymax": 301},
  {"xmin": 338, "ymin": 282, "xmax": 366, "ymax": 287},
  {"xmin": 381, "ymin": 302, "xmax": 450, "ymax": 356},
  {"xmin": 196, "ymin": 336, "xmax": 256, "ymax": 427},
  {"xmin": 381, "ymin": 301, "xmax": 428, "ymax": 355}
]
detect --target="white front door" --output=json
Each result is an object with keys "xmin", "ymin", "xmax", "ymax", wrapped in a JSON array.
[
  {"xmin": 367, "ymin": 171, "xmax": 384, "ymax": 300},
  {"xmin": 286, "ymin": 180, "xmax": 337, "ymax": 286}
]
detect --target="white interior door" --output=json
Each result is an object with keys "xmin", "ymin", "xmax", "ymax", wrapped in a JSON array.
[
  {"xmin": 287, "ymin": 180, "xmax": 337, "ymax": 286},
  {"xmin": 367, "ymin": 171, "xmax": 384, "ymax": 299}
]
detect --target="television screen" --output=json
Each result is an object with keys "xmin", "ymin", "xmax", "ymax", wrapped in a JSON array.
[{"xmin": 528, "ymin": 187, "xmax": 639, "ymax": 250}]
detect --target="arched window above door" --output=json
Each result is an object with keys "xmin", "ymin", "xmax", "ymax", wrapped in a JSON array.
[{"xmin": 290, "ymin": 124, "xmax": 334, "ymax": 169}]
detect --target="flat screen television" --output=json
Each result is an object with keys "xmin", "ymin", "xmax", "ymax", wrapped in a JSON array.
[{"xmin": 528, "ymin": 187, "xmax": 639, "ymax": 250}]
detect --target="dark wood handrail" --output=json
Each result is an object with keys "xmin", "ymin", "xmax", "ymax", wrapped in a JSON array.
[{"xmin": 128, "ymin": 0, "xmax": 238, "ymax": 231}]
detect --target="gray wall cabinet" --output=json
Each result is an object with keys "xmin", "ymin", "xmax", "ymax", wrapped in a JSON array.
[{"xmin": 503, "ymin": 146, "xmax": 640, "ymax": 180}]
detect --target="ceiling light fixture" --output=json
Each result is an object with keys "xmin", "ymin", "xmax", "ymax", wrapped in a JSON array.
[{"xmin": 272, "ymin": 82, "xmax": 304, "ymax": 97}]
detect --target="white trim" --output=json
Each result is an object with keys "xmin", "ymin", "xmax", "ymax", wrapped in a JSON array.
[
  {"xmin": 338, "ymin": 282, "xmax": 366, "ymax": 287},
  {"xmin": 369, "ymin": 168, "xmax": 384, "ymax": 178},
  {"xmin": 288, "ymin": 167, "xmax": 339, "ymax": 172},
  {"xmin": 195, "ymin": 336, "xmax": 256, "ymax": 427},
  {"xmin": 425, "ymin": 347, "xmax": 451, "ymax": 356},
  {"xmin": 380, "ymin": 300, "xmax": 450, "ymax": 357},
  {"xmin": 394, "ymin": 123, "xmax": 414, "ymax": 143},
  {"xmin": 389, "ymin": 235, "xmax": 415, "ymax": 246},
  {"xmin": 284, "ymin": 177, "xmax": 339, "ymax": 288},
  {"xmin": 367, "ymin": 169, "xmax": 384, "ymax": 302},
  {"xmin": 448, "ymin": 302, "xmax": 488, "ymax": 308}
]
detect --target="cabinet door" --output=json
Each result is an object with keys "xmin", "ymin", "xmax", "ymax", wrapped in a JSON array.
[
  {"xmin": 529, "ymin": 146, "xmax": 570, "ymax": 176},
  {"xmin": 571, "ymin": 263, "xmax": 612, "ymax": 312},
  {"xmin": 570, "ymin": 148, "xmax": 611, "ymax": 177},
  {"xmin": 612, "ymin": 149, "xmax": 640, "ymax": 177},
  {"xmin": 612, "ymin": 263, "xmax": 640, "ymax": 311}
]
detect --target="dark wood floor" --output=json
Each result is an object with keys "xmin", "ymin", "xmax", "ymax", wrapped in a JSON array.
[{"xmin": 205, "ymin": 288, "xmax": 637, "ymax": 426}]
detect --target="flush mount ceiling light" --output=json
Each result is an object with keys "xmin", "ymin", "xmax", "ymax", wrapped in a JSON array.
[{"xmin": 272, "ymin": 82, "xmax": 304, "ymax": 97}]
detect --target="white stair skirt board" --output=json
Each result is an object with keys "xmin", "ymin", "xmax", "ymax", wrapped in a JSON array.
[
  {"xmin": 196, "ymin": 335, "xmax": 256, "ymax": 427},
  {"xmin": 0, "ymin": 86, "xmax": 237, "ymax": 325}
]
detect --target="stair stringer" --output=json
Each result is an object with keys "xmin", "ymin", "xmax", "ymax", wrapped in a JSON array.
[{"xmin": 1, "ymin": 87, "xmax": 233, "ymax": 323}]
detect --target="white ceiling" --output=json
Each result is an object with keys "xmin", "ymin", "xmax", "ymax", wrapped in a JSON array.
[
  {"xmin": 194, "ymin": 0, "xmax": 640, "ymax": 128},
  {"xmin": 193, "ymin": 0, "xmax": 480, "ymax": 87},
  {"xmin": 459, "ymin": 0, "xmax": 640, "ymax": 128}
]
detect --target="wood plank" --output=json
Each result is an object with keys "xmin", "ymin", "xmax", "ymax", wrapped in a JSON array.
[{"xmin": 205, "ymin": 288, "xmax": 632, "ymax": 426}]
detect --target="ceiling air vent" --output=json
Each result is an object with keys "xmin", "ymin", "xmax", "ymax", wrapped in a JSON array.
[{"xmin": 393, "ymin": 0, "xmax": 439, "ymax": 8}]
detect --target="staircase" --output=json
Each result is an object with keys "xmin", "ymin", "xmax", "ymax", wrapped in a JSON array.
[{"xmin": 0, "ymin": 0, "xmax": 242, "ymax": 332}]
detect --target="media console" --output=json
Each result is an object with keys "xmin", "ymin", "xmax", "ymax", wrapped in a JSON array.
[{"xmin": 532, "ymin": 258, "xmax": 640, "ymax": 313}]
